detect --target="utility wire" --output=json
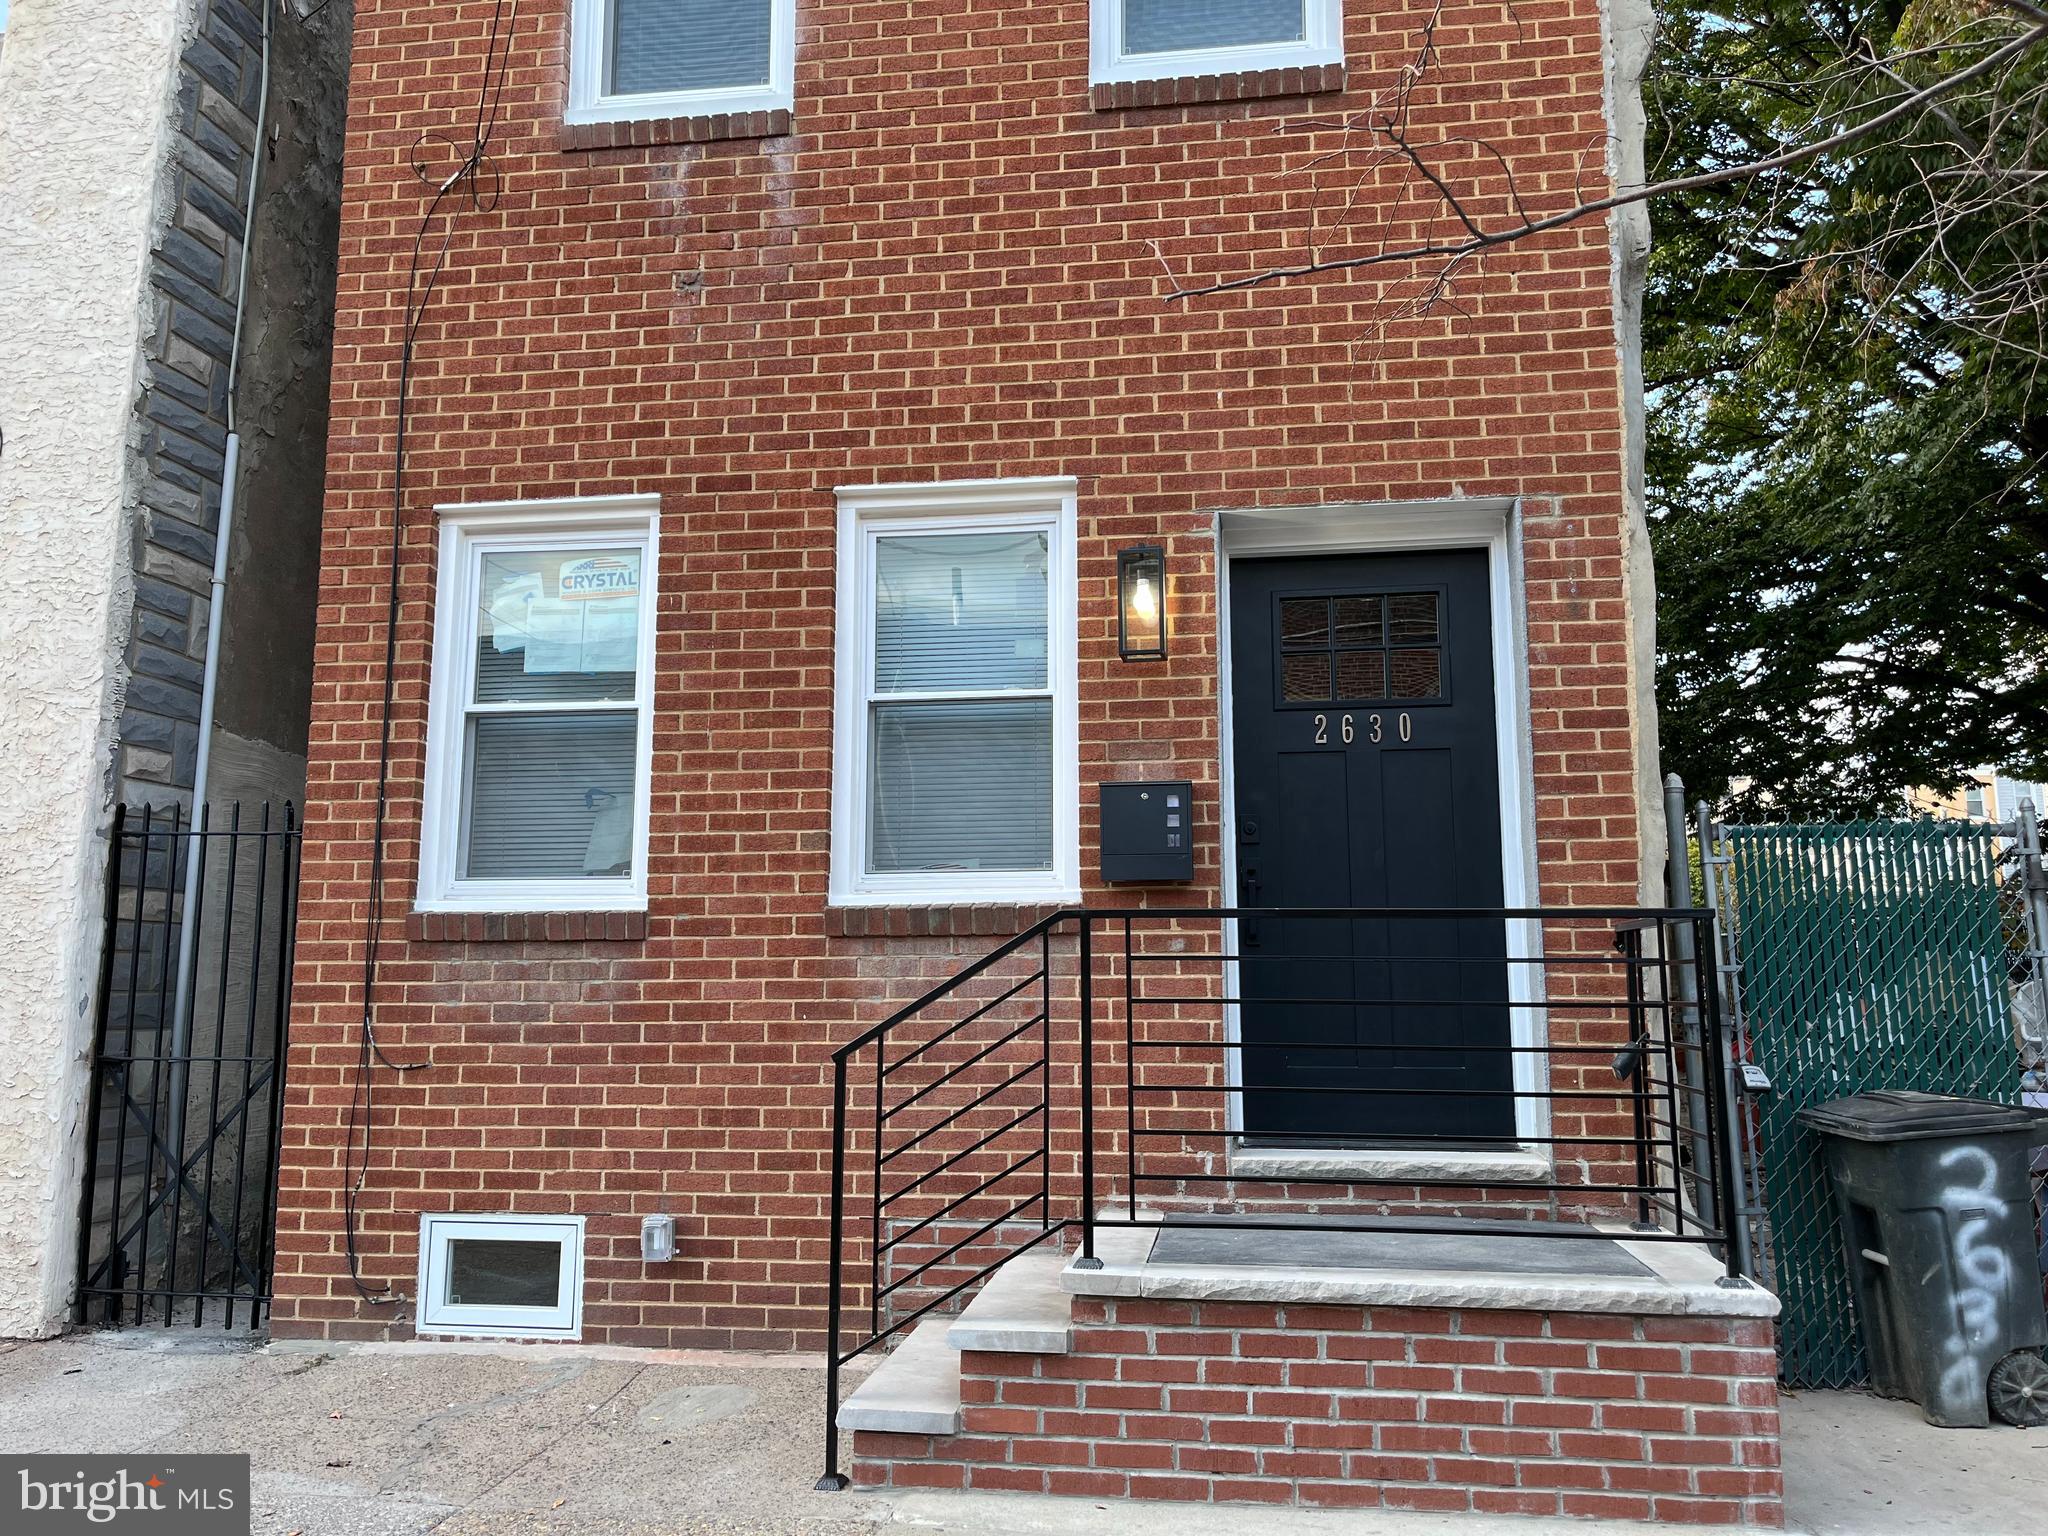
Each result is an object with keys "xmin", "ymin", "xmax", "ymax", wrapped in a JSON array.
[{"xmin": 342, "ymin": 0, "xmax": 521, "ymax": 1302}]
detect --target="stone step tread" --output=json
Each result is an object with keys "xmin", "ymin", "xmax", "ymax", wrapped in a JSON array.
[
  {"xmin": 1059, "ymin": 1223, "xmax": 1158, "ymax": 1292},
  {"xmin": 836, "ymin": 1316, "xmax": 960, "ymax": 1436},
  {"xmin": 946, "ymin": 1247, "xmax": 1073, "ymax": 1354}
]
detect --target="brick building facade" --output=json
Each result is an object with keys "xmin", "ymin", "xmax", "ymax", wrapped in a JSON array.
[{"xmin": 276, "ymin": 0, "xmax": 1679, "ymax": 1367}]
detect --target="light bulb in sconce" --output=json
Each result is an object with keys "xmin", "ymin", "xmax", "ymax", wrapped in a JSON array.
[{"xmin": 1131, "ymin": 574, "xmax": 1157, "ymax": 623}]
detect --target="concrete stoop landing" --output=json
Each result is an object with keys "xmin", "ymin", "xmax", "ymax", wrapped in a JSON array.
[{"xmin": 840, "ymin": 1222, "xmax": 1785, "ymax": 1526}]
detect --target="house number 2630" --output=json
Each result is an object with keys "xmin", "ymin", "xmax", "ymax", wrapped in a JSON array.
[{"xmin": 1313, "ymin": 712, "xmax": 1412, "ymax": 745}]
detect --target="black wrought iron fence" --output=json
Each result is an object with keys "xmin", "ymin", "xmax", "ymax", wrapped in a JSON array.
[
  {"xmin": 72, "ymin": 803, "xmax": 300, "ymax": 1330},
  {"xmin": 816, "ymin": 904, "xmax": 1737, "ymax": 1488}
]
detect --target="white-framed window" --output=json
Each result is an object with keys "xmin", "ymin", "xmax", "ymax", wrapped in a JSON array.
[
  {"xmin": 830, "ymin": 479, "xmax": 1081, "ymax": 908},
  {"xmin": 418, "ymin": 495, "xmax": 659, "ymax": 914},
  {"xmin": 1090, "ymin": 0, "xmax": 1343, "ymax": 87},
  {"xmin": 416, "ymin": 1213, "xmax": 586, "ymax": 1339},
  {"xmin": 566, "ymin": 0, "xmax": 795, "ymax": 127}
]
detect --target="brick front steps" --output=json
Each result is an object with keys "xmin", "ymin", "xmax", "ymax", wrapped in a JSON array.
[{"xmin": 841, "ymin": 1226, "xmax": 1784, "ymax": 1526}]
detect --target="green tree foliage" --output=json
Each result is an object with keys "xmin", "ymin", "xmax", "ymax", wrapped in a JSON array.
[{"xmin": 1646, "ymin": 1, "xmax": 2048, "ymax": 815}]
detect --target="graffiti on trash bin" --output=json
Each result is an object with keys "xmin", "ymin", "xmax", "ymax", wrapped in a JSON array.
[{"xmin": 1935, "ymin": 1144, "xmax": 2010, "ymax": 1409}]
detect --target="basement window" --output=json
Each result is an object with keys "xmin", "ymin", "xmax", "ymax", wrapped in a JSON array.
[
  {"xmin": 1091, "ymin": 0, "xmax": 1344, "ymax": 87},
  {"xmin": 418, "ymin": 496, "xmax": 657, "ymax": 915},
  {"xmin": 830, "ymin": 480, "xmax": 1081, "ymax": 908},
  {"xmin": 566, "ymin": 0, "xmax": 796, "ymax": 126},
  {"xmin": 417, "ymin": 1214, "xmax": 586, "ymax": 1339}
]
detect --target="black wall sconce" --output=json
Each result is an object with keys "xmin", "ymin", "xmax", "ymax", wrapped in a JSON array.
[{"xmin": 1117, "ymin": 544, "xmax": 1167, "ymax": 661}]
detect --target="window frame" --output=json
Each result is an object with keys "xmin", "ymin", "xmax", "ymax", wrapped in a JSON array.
[
  {"xmin": 419, "ymin": 495, "xmax": 660, "ymax": 915},
  {"xmin": 830, "ymin": 478, "xmax": 1081, "ymax": 909},
  {"xmin": 565, "ymin": 0, "xmax": 796, "ymax": 127},
  {"xmin": 1089, "ymin": 0, "xmax": 1344, "ymax": 87},
  {"xmin": 416, "ymin": 1213, "xmax": 586, "ymax": 1339}
]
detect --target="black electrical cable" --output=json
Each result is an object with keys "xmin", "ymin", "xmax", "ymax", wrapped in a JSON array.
[{"xmin": 341, "ymin": 0, "xmax": 521, "ymax": 1303}]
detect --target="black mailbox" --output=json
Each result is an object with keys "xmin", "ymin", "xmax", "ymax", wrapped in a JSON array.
[{"xmin": 1099, "ymin": 781, "xmax": 1195, "ymax": 884}]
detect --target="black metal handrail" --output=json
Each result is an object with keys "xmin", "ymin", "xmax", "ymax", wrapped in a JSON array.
[{"xmin": 816, "ymin": 904, "xmax": 1737, "ymax": 1489}]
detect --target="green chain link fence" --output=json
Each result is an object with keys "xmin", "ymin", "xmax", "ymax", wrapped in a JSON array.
[{"xmin": 1710, "ymin": 819, "xmax": 2035, "ymax": 1390}]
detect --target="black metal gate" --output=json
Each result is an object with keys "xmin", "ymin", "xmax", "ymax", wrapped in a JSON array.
[{"xmin": 73, "ymin": 802, "xmax": 300, "ymax": 1329}]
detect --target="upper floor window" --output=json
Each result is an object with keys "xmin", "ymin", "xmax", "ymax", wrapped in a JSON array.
[
  {"xmin": 1998, "ymin": 777, "xmax": 2047, "ymax": 820},
  {"xmin": 418, "ymin": 497, "xmax": 659, "ymax": 914},
  {"xmin": 1091, "ymin": 0, "xmax": 1343, "ymax": 86},
  {"xmin": 830, "ymin": 480, "xmax": 1080, "ymax": 908},
  {"xmin": 567, "ymin": 0, "xmax": 795, "ymax": 126}
]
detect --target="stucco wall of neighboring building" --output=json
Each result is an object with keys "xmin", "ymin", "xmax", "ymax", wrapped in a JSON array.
[{"xmin": 0, "ymin": 0, "xmax": 190, "ymax": 1338}]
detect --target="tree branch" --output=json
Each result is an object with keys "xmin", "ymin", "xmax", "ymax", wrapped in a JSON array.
[{"xmin": 1161, "ymin": 16, "xmax": 2048, "ymax": 303}]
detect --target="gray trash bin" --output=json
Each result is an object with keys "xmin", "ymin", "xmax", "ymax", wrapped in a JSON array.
[{"xmin": 1799, "ymin": 1090, "xmax": 2048, "ymax": 1427}]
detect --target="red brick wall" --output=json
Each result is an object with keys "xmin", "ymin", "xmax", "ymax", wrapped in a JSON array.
[
  {"xmin": 854, "ymin": 1301, "xmax": 1784, "ymax": 1526},
  {"xmin": 275, "ymin": 0, "xmax": 1644, "ymax": 1346}
]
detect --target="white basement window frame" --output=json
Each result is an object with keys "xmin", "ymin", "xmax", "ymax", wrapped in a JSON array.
[
  {"xmin": 416, "ymin": 1213, "xmax": 586, "ymax": 1339},
  {"xmin": 418, "ymin": 495, "xmax": 659, "ymax": 915},
  {"xmin": 1089, "ymin": 0, "xmax": 1344, "ymax": 87},
  {"xmin": 566, "ymin": 0, "xmax": 796, "ymax": 127},
  {"xmin": 830, "ymin": 478, "xmax": 1081, "ymax": 908}
]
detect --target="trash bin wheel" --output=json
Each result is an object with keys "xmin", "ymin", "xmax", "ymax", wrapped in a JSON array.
[{"xmin": 1988, "ymin": 1350, "xmax": 2048, "ymax": 1427}]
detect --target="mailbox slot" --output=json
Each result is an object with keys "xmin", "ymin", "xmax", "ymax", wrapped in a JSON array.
[{"xmin": 1099, "ymin": 781, "xmax": 1195, "ymax": 884}]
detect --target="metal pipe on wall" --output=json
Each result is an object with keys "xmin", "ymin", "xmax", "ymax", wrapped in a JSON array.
[
  {"xmin": 2017, "ymin": 799, "xmax": 2048, "ymax": 1066},
  {"xmin": 167, "ymin": 0, "xmax": 271, "ymax": 1176},
  {"xmin": 1664, "ymin": 773, "xmax": 1718, "ymax": 1231},
  {"xmin": 1695, "ymin": 799, "xmax": 1758, "ymax": 1277}
]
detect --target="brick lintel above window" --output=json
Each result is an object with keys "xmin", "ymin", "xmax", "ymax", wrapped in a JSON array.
[
  {"xmin": 823, "ymin": 903, "xmax": 1068, "ymax": 941},
  {"xmin": 559, "ymin": 108, "xmax": 794, "ymax": 153},
  {"xmin": 407, "ymin": 910, "xmax": 649, "ymax": 945}
]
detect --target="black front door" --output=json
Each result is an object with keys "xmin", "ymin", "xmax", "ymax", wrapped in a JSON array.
[{"xmin": 1229, "ymin": 549, "xmax": 1514, "ymax": 1143}]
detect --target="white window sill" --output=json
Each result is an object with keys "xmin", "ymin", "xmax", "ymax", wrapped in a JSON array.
[
  {"xmin": 1229, "ymin": 1144, "xmax": 1553, "ymax": 1185},
  {"xmin": 826, "ymin": 887, "xmax": 1081, "ymax": 911},
  {"xmin": 1092, "ymin": 43, "xmax": 1344, "ymax": 88},
  {"xmin": 414, "ymin": 893, "xmax": 648, "ymax": 916}
]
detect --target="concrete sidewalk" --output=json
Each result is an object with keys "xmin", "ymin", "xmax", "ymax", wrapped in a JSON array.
[
  {"xmin": 0, "ymin": 1330, "xmax": 2038, "ymax": 1535},
  {"xmin": 1777, "ymin": 1386, "xmax": 2048, "ymax": 1535}
]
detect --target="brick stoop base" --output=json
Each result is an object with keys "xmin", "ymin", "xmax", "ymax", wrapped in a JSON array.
[{"xmin": 851, "ymin": 1298, "xmax": 1783, "ymax": 1526}]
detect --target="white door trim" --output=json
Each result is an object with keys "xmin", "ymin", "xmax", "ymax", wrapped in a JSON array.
[{"xmin": 1213, "ymin": 497, "xmax": 1550, "ymax": 1163}]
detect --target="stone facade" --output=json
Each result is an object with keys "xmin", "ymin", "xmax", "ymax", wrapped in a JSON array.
[{"xmin": 124, "ymin": 0, "xmax": 348, "ymax": 811}]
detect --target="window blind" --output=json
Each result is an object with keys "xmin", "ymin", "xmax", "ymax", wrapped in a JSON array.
[
  {"xmin": 1123, "ymin": 0, "xmax": 1305, "ymax": 54},
  {"xmin": 874, "ymin": 532, "xmax": 1049, "ymax": 694},
  {"xmin": 609, "ymin": 0, "xmax": 773, "ymax": 96},
  {"xmin": 869, "ymin": 699, "xmax": 1055, "ymax": 873},
  {"xmin": 865, "ymin": 526, "xmax": 1056, "ymax": 878},
  {"xmin": 474, "ymin": 645, "xmax": 636, "ymax": 705},
  {"xmin": 462, "ymin": 713, "xmax": 638, "ymax": 880}
]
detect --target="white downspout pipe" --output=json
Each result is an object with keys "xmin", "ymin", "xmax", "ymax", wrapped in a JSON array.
[{"xmin": 167, "ymin": 0, "xmax": 270, "ymax": 1178}]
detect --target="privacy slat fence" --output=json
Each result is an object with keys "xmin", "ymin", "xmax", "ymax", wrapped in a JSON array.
[{"xmin": 1709, "ymin": 818, "xmax": 2030, "ymax": 1389}]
